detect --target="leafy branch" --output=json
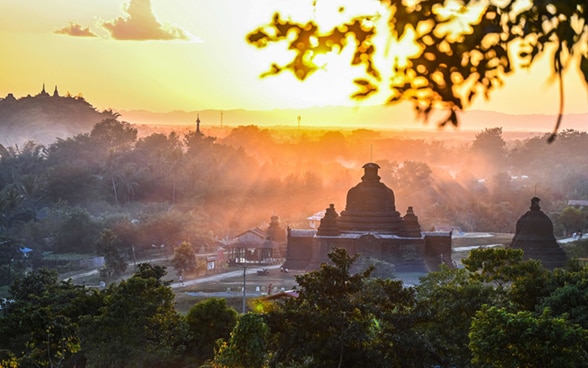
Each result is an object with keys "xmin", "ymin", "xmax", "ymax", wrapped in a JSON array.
[{"xmin": 247, "ymin": 0, "xmax": 588, "ymax": 140}]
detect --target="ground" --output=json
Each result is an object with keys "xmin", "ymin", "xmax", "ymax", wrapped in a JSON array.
[{"xmin": 2, "ymin": 232, "xmax": 541, "ymax": 313}]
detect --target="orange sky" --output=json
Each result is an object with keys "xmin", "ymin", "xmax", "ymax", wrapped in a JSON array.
[{"xmin": 1, "ymin": 0, "xmax": 587, "ymax": 123}]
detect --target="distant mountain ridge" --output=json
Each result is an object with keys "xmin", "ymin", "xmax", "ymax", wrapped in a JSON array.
[
  {"xmin": 120, "ymin": 106, "xmax": 588, "ymax": 134},
  {"xmin": 1, "ymin": 87, "xmax": 586, "ymax": 146}
]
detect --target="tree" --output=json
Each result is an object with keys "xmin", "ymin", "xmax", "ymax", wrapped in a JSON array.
[
  {"xmin": 133, "ymin": 132, "xmax": 184, "ymax": 202},
  {"xmin": 44, "ymin": 135, "xmax": 104, "ymax": 204},
  {"xmin": 264, "ymin": 248, "xmax": 385, "ymax": 368},
  {"xmin": 186, "ymin": 298, "xmax": 238, "ymax": 365},
  {"xmin": 355, "ymin": 277, "xmax": 425, "ymax": 367},
  {"xmin": 414, "ymin": 265, "xmax": 498, "ymax": 367},
  {"xmin": 54, "ymin": 207, "xmax": 102, "ymax": 254},
  {"xmin": 395, "ymin": 160, "xmax": 432, "ymax": 190},
  {"xmin": 537, "ymin": 265, "xmax": 588, "ymax": 329},
  {"xmin": 81, "ymin": 264, "xmax": 187, "ymax": 368},
  {"xmin": 0, "ymin": 235, "xmax": 22, "ymax": 286},
  {"xmin": 0, "ymin": 268, "xmax": 102, "ymax": 368},
  {"xmin": 472, "ymin": 127, "xmax": 506, "ymax": 153},
  {"xmin": 559, "ymin": 206, "xmax": 586, "ymax": 235},
  {"xmin": 171, "ymin": 241, "xmax": 197, "ymax": 276},
  {"xmin": 247, "ymin": 1, "xmax": 588, "ymax": 138},
  {"xmin": 95, "ymin": 229, "xmax": 128, "ymax": 279},
  {"xmin": 470, "ymin": 306, "xmax": 588, "ymax": 368},
  {"xmin": 213, "ymin": 313, "xmax": 269, "ymax": 368},
  {"xmin": 89, "ymin": 118, "xmax": 137, "ymax": 155},
  {"xmin": 462, "ymin": 247, "xmax": 526, "ymax": 286}
]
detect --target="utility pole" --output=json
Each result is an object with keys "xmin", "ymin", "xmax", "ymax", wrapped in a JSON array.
[
  {"xmin": 131, "ymin": 245, "xmax": 137, "ymax": 271},
  {"xmin": 242, "ymin": 266, "xmax": 246, "ymax": 314}
]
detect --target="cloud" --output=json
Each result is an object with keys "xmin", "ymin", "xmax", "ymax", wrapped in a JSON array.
[
  {"xmin": 54, "ymin": 22, "xmax": 97, "ymax": 37},
  {"xmin": 101, "ymin": 0, "xmax": 191, "ymax": 41}
]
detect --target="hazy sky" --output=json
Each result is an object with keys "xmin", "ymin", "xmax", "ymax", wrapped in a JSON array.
[{"xmin": 1, "ymin": 0, "xmax": 587, "ymax": 118}]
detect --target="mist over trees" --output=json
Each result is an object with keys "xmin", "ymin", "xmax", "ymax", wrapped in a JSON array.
[
  {"xmin": 2, "ymin": 112, "xmax": 588, "ymax": 366},
  {"xmin": 1, "ymin": 117, "xmax": 588, "ymax": 276}
]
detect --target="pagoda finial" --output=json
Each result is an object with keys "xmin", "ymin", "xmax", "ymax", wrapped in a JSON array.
[
  {"xmin": 53, "ymin": 85, "xmax": 59, "ymax": 97},
  {"xmin": 196, "ymin": 114, "xmax": 201, "ymax": 134}
]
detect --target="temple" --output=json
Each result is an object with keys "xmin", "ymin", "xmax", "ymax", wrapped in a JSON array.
[
  {"xmin": 284, "ymin": 163, "xmax": 453, "ymax": 272},
  {"xmin": 509, "ymin": 197, "xmax": 568, "ymax": 269}
]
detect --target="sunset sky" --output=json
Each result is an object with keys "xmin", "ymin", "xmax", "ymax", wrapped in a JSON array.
[{"xmin": 1, "ymin": 0, "xmax": 587, "ymax": 122}]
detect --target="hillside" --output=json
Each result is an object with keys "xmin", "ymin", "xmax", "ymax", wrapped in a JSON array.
[{"xmin": 0, "ymin": 86, "xmax": 118, "ymax": 146}]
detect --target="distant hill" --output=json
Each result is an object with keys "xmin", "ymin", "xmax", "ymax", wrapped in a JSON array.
[
  {"xmin": 0, "ymin": 87, "xmax": 118, "ymax": 146},
  {"xmin": 2, "ymin": 86, "xmax": 586, "ymax": 146},
  {"xmin": 120, "ymin": 106, "xmax": 588, "ymax": 135}
]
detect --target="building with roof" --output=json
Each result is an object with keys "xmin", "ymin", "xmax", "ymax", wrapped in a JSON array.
[
  {"xmin": 283, "ymin": 163, "xmax": 453, "ymax": 272},
  {"xmin": 222, "ymin": 215, "xmax": 286, "ymax": 265},
  {"xmin": 567, "ymin": 199, "xmax": 588, "ymax": 207}
]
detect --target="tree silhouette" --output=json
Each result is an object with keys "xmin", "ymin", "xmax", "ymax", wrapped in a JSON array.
[{"xmin": 247, "ymin": 1, "xmax": 587, "ymax": 138}]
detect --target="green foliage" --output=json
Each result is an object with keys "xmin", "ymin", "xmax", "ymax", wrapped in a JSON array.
[
  {"xmin": 8, "ymin": 268, "xmax": 59, "ymax": 301},
  {"xmin": 264, "ymin": 248, "xmax": 404, "ymax": 367},
  {"xmin": 186, "ymin": 298, "xmax": 238, "ymax": 364},
  {"xmin": 470, "ymin": 306, "xmax": 588, "ymax": 368},
  {"xmin": 7, "ymin": 247, "xmax": 588, "ymax": 368},
  {"xmin": 538, "ymin": 266, "xmax": 588, "ymax": 329},
  {"xmin": 213, "ymin": 313, "xmax": 269, "ymax": 368},
  {"xmin": 134, "ymin": 262, "xmax": 169, "ymax": 283},
  {"xmin": 89, "ymin": 118, "xmax": 137, "ymax": 155},
  {"xmin": 54, "ymin": 207, "xmax": 102, "ymax": 254},
  {"xmin": 0, "ymin": 236, "xmax": 21, "ymax": 286},
  {"xmin": 415, "ymin": 265, "xmax": 498, "ymax": 367},
  {"xmin": 81, "ymin": 265, "xmax": 187, "ymax": 368},
  {"xmin": 95, "ymin": 229, "xmax": 127, "ymax": 279},
  {"xmin": 462, "ymin": 247, "xmax": 554, "ymax": 310},
  {"xmin": 559, "ymin": 206, "xmax": 587, "ymax": 234},
  {"xmin": 0, "ymin": 268, "xmax": 102, "ymax": 368},
  {"xmin": 462, "ymin": 247, "xmax": 525, "ymax": 285},
  {"xmin": 171, "ymin": 241, "xmax": 197, "ymax": 276}
]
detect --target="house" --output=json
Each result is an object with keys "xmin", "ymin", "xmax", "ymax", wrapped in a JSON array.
[{"xmin": 222, "ymin": 216, "xmax": 286, "ymax": 265}]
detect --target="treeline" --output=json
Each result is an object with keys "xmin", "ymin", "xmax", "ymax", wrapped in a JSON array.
[
  {"xmin": 2, "ymin": 247, "xmax": 588, "ymax": 367},
  {"xmin": 1, "ymin": 120, "xmax": 588, "ymax": 282}
]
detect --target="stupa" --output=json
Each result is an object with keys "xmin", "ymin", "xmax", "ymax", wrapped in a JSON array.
[
  {"xmin": 284, "ymin": 163, "xmax": 452, "ymax": 272},
  {"xmin": 509, "ymin": 197, "xmax": 568, "ymax": 269}
]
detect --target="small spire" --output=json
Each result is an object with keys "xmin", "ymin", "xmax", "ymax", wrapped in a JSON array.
[
  {"xmin": 530, "ymin": 197, "xmax": 541, "ymax": 211},
  {"xmin": 196, "ymin": 114, "xmax": 201, "ymax": 134},
  {"xmin": 53, "ymin": 85, "xmax": 59, "ymax": 97}
]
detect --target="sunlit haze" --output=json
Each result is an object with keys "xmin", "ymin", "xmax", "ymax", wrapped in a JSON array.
[{"xmin": 1, "ymin": 0, "xmax": 587, "ymax": 127}]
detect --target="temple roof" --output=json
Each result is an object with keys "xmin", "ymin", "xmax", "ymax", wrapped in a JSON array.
[
  {"xmin": 337, "ymin": 163, "xmax": 403, "ymax": 233},
  {"xmin": 510, "ymin": 197, "xmax": 567, "ymax": 269}
]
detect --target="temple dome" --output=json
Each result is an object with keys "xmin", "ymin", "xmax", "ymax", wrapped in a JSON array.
[
  {"xmin": 337, "ymin": 163, "xmax": 402, "ymax": 232},
  {"xmin": 510, "ymin": 197, "xmax": 567, "ymax": 269},
  {"xmin": 513, "ymin": 197, "xmax": 556, "ymax": 242}
]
